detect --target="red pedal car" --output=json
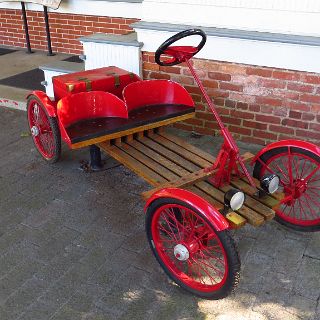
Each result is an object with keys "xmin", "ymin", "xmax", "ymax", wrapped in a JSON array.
[{"xmin": 27, "ymin": 29, "xmax": 320, "ymax": 299}]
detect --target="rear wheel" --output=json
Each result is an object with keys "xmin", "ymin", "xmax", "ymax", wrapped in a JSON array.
[
  {"xmin": 27, "ymin": 95, "xmax": 61, "ymax": 163},
  {"xmin": 254, "ymin": 146, "xmax": 320, "ymax": 232},
  {"xmin": 146, "ymin": 198, "xmax": 240, "ymax": 299}
]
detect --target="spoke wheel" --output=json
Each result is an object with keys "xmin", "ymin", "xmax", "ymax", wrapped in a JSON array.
[
  {"xmin": 27, "ymin": 95, "xmax": 61, "ymax": 163},
  {"xmin": 146, "ymin": 198, "xmax": 240, "ymax": 299},
  {"xmin": 254, "ymin": 146, "xmax": 320, "ymax": 232}
]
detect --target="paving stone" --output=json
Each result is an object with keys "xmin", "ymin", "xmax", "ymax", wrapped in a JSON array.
[
  {"xmin": 252, "ymin": 292, "xmax": 301, "ymax": 320},
  {"xmin": 293, "ymin": 256, "xmax": 320, "ymax": 300},
  {"xmin": 305, "ymin": 232, "xmax": 320, "ymax": 260},
  {"xmin": 1, "ymin": 278, "xmax": 48, "ymax": 319},
  {"xmin": 285, "ymin": 294, "xmax": 318, "ymax": 320},
  {"xmin": 17, "ymin": 300, "xmax": 58, "ymax": 320},
  {"xmin": 0, "ymin": 259, "xmax": 43, "ymax": 304}
]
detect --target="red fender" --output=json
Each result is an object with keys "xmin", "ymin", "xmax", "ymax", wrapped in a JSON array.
[
  {"xmin": 252, "ymin": 139, "xmax": 320, "ymax": 164},
  {"xmin": 26, "ymin": 91, "xmax": 57, "ymax": 117},
  {"xmin": 144, "ymin": 188, "xmax": 229, "ymax": 231}
]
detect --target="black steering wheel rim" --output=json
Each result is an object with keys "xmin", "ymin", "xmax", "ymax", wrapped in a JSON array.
[{"xmin": 155, "ymin": 29, "xmax": 207, "ymax": 66}]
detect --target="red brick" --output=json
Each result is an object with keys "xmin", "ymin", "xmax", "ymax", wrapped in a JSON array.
[
  {"xmin": 219, "ymin": 82, "xmax": 243, "ymax": 92},
  {"xmin": 231, "ymin": 110, "xmax": 254, "ymax": 119},
  {"xmin": 143, "ymin": 62, "xmax": 159, "ymax": 71},
  {"xmin": 225, "ymin": 100, "xmax": 236, "ymax": 108},
  {"xmin": 249, "ymin": 104, "xmax": 260, "ymax": 112},
  {"xmin": 221, "ymin": 116, "xmax": 241, "ymax": 126},
  {"xmin": 310, "ymin": 123, "xmax": 320, "ymax": 131},
  {"xmin": 261, "ymin": 105, "xmax": 274, "ymax": 114},
  {"xmin": 159, "ymin": 65, "xmax": 181, "ymax": 74},
  {"xmin": 301, "ymin": 74, "xmax": 320, "ymax": 85},
  {"xmin": 311, "ymin": 104, "xmax": 320, "ymax": 112},
  {"xmin": 208, "ymin": 72, "xmax": 231, "ymax": 81},
  {"xmin": 203, "ymin": 80, "xmax": 219, "ymax": 89},
  {"xmin": 149, "ymin": 72, "xmax": 170, "ymax": 80},
  {"xmin": 243, "ymin": 120, "xmax": 267, "ymax": 130},
  {"xmin": 302, "ymin": 113, "xmax": 315, "ymax": 121},
  {"xmin": 236, "ymin": 102, "xmax": 248, "ymax": 110},
  {"xmin": 256, "ymin": 114, "xmax": 281, "ymax": 124},
  {"xmin": 289, "ymin": 111, "xmax": 302, "ymax": 119},
  {"xmin": 256, "ymin": 97, "xmax": 282, "ymax": 107},
  {"xmin": 259, "ymin": 79, "xmax": 286, "ymax": 89},
  {"xmin": 281, "ymin": 118, "xmax": 308, "ymax": 129},
  {"xmin": 228, "ymin": 126, "xmax": 251, "ymax": 136},
  {"xmin": 287, "ymin": 82, "xmax": 314, "ymax": 93},
  {"xmin": 296, "ymin": 129, "xmax": 320, "ymax": 140},
  {"xmin": 300, "ymin": 94, "xmax": 320, "ymax": 104},
  {"xmin": 286, "ymin": 101, "xmax": 310, "ymax": 112},
  {"xmin": 269, "ymin": 125, "xmax": 294, "ymax": 135},
  {"xmin": 253, "ymin": 130, "xmax": 277, "ymax": 140},
  {"xmin": 272, "ymin": 70, "xmax": 300, "ymax": 81},
  {"xmin": 246, "ymin": 67, "xmax": 272, "ymax": 78}
]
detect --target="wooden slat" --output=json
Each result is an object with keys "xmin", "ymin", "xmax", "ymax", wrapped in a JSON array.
[
  {"xmin": 159, "ymin": 131, "xmax": 216, "ymax": 163},
  {"xmin": 148, "ymin": 132, "xmax": 212, "ymax": 168},
  {"xmin": 70, "ymin": 112, "xmax": 195, "ymax": 149},
  {"xmin": 137, "ymin": 136, "xmax": 199, "ymax": 172},
  {"xmin": 99, "ymin": 142, "xmax": 167, "ymax": 187},
  {"xmin": 118, "ymin": 142, "xmax": 179, "ymax": 182}
]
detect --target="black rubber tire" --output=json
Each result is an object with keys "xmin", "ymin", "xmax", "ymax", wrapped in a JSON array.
[
  {"xmin": 253, "ymin": 146, "xmax": 320, "ymax": 232},
  {"xmin": 27, "ymin": 95, "xmax": 61, "ymax": 163},
  {"xmin": 145, "ymin": 197, "xmax": 241, "ymax": 299}
]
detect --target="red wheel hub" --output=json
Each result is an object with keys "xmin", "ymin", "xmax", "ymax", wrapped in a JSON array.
[{"xmin": 283, "ymin": 179, "xmax": 308, "ymax": 203}]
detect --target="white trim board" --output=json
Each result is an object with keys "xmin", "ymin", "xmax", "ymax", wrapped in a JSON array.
[
  {"xmin": 0, "ymin": 0, "xmax": 141, "ymax": 19},
  {"xmin": 133, "ymin": 24, "xmax": 320, "ymax": 73}
]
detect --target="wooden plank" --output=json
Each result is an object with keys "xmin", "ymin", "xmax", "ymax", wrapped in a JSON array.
[
  {"xmin": 148, "ymin": 132, "xmax": 212, "ymax": 168},
  {"xmin": 118, "ymin": 142, "xmax": 179, "ymax": 182},
  {"xmin": 99, "ymin": 142, "xmax": 167, "ymax": 187},
  {"xmin": 159, "ymin": 131, "xmax": 216, "ymax": 163},
  {"xmin": 70, "ymin": 112, "xmax": 195, "ymax": 149},
  {"xmin": 137, "ymin": 136, "xmax": 200, "ymax": 172}
]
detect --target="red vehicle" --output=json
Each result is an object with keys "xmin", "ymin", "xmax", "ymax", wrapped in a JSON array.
[{"xmin": 27, "ymin": 29, "xmax": 320, "ymax": 300}]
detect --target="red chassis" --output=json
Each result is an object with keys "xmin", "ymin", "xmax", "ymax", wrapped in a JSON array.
[{"xmin": 26, "ymin": 29, "xmax": 320, "ymax": 300}]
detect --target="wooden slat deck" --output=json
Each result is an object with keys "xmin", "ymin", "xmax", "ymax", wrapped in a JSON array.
[{"xmin": 98, "ymin": 128, "xmax": 276, "ymax": 228}]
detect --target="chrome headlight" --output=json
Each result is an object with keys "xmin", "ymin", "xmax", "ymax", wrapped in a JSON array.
[
  {"xmin": 260, "ymin": 174, "xmax": 280, "ymax": 194},
  {"xmin": 224, "ymin": 189, "xmax": 245, "ymax": 211}
]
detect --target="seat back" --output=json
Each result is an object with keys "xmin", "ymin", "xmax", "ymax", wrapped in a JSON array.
[
  {"xmin": 57, "ymin": 91, "xmax": 128, "ymax": 128},
  {"xmin": 123, "ymin": 80, "xmax": 194, "ymax": 113}
]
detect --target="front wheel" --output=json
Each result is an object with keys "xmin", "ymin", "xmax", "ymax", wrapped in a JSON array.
[
  {"xmin": 27, "ymin": 95, "xmax": 61, "ymax": 163},
  {"xmin": 145, "ymin": 198, "xmax": 240, "ymax": 299},
  {"xmin": 253, "ymin": 146, "xmax": 320, "ymax": 232}
]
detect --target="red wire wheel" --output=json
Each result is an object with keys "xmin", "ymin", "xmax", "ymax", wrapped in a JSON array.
[
  {"xmin": 146, "ymin": 198, "xmax": 240, "ymax": 299},
  {"xmin": 27, "ymin": 95, "xmax": 61, "ymax": 163},
  {"xmin": 254, "ymin": 146, "xmax": 320, "ymax": 232}
]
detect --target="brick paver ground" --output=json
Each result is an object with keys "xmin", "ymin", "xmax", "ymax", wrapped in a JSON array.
[{"xmin": 0, "ymin": 107, "xmax": 319, "ymax": 320}]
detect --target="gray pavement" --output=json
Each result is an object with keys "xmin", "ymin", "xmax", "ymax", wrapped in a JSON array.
[
  {"xmin": 0, "ymin": 48, "xmax": 319, "ymax": 319},
  {"xmin": 0, "ymin": 107, "xmax": 319, "ymax": 320}
]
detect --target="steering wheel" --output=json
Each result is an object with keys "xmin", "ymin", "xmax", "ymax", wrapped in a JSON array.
[{"xmin": 155, "ymin": 29, "xmax": 207, "ymax": 66}]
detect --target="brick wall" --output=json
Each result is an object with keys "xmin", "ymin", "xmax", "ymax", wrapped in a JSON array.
[
  {"xmin": 0, "ymin": 9, "xmax": 138, "ymax": 54},
  {"xmin": 143, "ymin": 52, "xmax": 320, "ymax": 145}
]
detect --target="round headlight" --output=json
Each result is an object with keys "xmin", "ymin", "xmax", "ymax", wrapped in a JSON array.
[
  {"xmin": 260, "ymin": 174, "xmax": 280, "ymax": 194},
  {"xmin": 224, "ymin": 189, "xmax": 245, "ymax": 211}
]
